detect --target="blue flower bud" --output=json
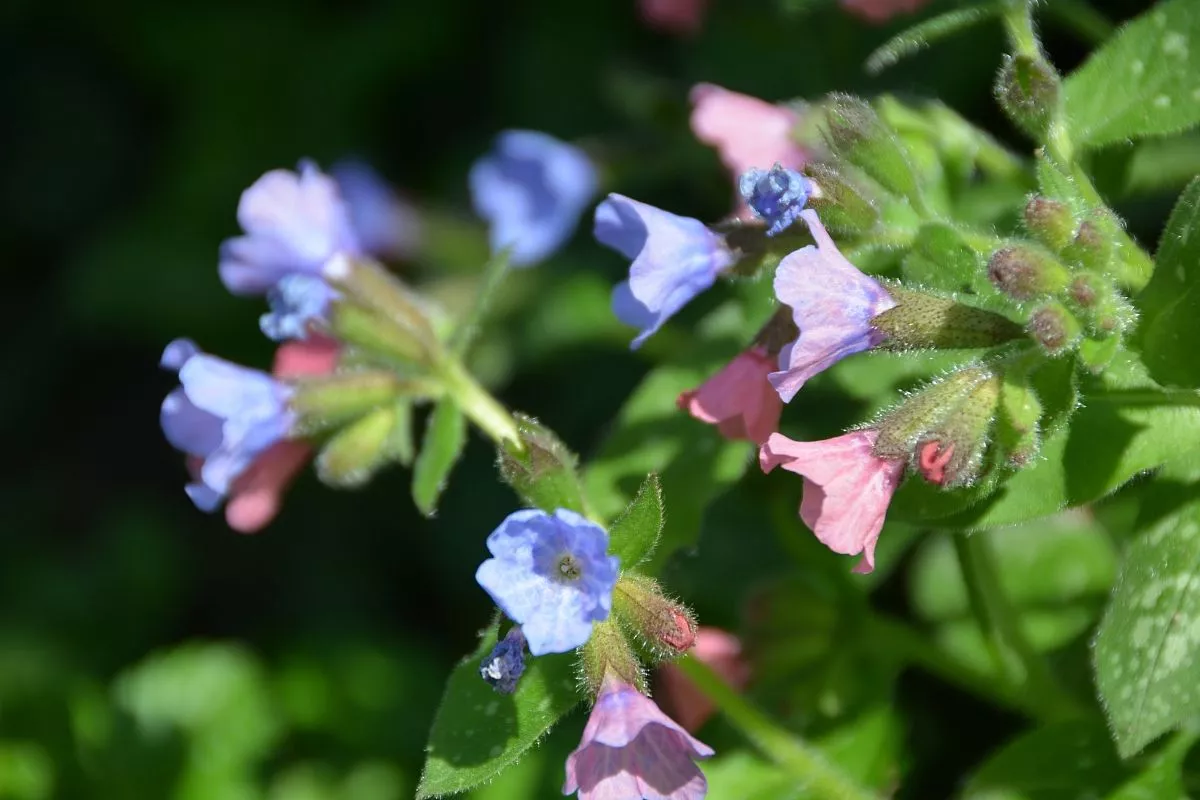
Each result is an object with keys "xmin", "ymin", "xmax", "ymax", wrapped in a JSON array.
[
  {"xmin": 738, "ymin": 164, "xmax": 810, "ymax": 236},
  {"xmin": 480, "ymin": 627, "xmax": 527, "ymax": 694},
  {"xmin": 260, "ymin": 274, "xmax": 339, "ymax": 342}
]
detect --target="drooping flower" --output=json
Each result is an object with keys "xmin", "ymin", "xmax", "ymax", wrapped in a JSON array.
[
  {"xmin": 689, "ymin": 84, "xmax": 807, "ymax": 214},
  {"xmin": 219, "ymin": 162, "xmax": 360, "ymax": 296},
  {"xmin": 564, "ymin": 674, "xmax": 714, "ymax": 800},
  {"xmin": 738, "ymin": 164, "xmax": 810, "ymax": 236},
  {"xmin": 770, "ymin": 209, "xmax": 896, "ymax": 403},
  {"xmin": 637, "ymin": 0, "xmax": 707, "ymax": 35},
  {"xmin": 480, "ymin": 627, "xmax": 528, "ymax": 695},
  {"xmin": 475, "ymin": 509, "xmax": 619, "ymax": 656},
  {"xmin": 220, "ymin": 337, "xmax": 340, "ymax": 533},
  {"xmin": 760, "ymin": 429, "xmax": 905, "ymax": 574},
  {"xmin": 160, "ymin": 339, "xmax": 298, "ymax": 513},
  {"xmin": 656, "ymin": 628, "xmax": 750, "ymax": 733},
  {"xmin": 596, "ymin": 194, "xmax": 735, "ymax": 349},
  {"xmin": 840, "ymin": 0, "xmax": 930, "ymax": 24},
  {"xmin": 470, "ymin": 130, "xmax": 598, "ymax": 267},
  {"xmin": 678, "ymin": 346, "xmax": 782, "ymax": 443},
  {"xmin": 331, "ymin": 159, "xmax": 422, "ymax": 261}
]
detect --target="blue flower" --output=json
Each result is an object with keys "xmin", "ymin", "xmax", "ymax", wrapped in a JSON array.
[
  {"xmin": 469, "ymin": 130, "xmax": 598, "ymax": 267},
  {"xmin": 596, "ymin": 194, "xmax": 735, "ymax": 349},
  {"xmin": 219, "ymin": 161, "xmax": 360, "ymax": 296},
  {"xmin": 331, "ymin": 159, "xmax": 422, "ymax": 261},
  {"xmin": 160, "ymin": 339, "xmax": 296, "ymax": 511},
  {"xmin": 480, "ymin": 627, "xmax": 527, "ymax": 694},
  {"xmin": 739, "ymin": 164, "xmax": 810, "ymax": 236},
  {"xmin": 475, "ymin": 509, "xmax": 619, "ymax": 656},
  {"xmin": 259, "ymin": 274, "xmax": 340, "ymax": 342}
]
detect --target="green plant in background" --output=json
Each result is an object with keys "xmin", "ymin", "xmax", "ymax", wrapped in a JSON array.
[{"xmin": 7, "ymin": 0, "xmax": 1200, "ymax": 797}]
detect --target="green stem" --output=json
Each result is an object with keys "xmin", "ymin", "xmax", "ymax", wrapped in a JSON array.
[
  {"xmin": 1044, "ymin": 0, "xmax": 1114, "ymax": 46},
  {"xmin": 674, "ymin": 656, "xmax": 879, "ymax": 800},
  {"xmin": 438, "ymin": 358, "xmax": 522, "ymax": 450},
  {"xmin": 952, "ymin": 533, "xmax": 1078, "ymax": 720}
]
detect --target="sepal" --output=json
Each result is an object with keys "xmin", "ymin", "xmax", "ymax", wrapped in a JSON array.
[
  {"xmin": 995, "ymin": 54, "xmax": 1060, "ymax": 139},
  {"xmin": 315, "ymin": 404, "xmax": 401, "ymax": 487},
  {"xmin": 871, "ymin": 285, "xmax": 1023, "ymax": 350},
  {"xmin": 611, "ymin": 573, "xmax": 697, "ymax": 663},
  {"xmin": 579, "ymin": 619, "xmax": 645, "ymax": 696}
]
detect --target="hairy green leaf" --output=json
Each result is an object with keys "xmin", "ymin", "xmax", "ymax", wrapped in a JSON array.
[
  {"xmin": 417, "ymin": 624, "xmax": 581, "ymax": 798},
  {"xmin": 866, "ymin": 5, "xmax": 1000, "ymax": 75},
  {"xmin": 606, "ymin": 473, "xmax": 664, "ymax": 569},
  {"xmin": 412, "ymin": 399, "xmax": 467, "ymax": 517},
  {"xmin": 1065, "ymin": 0, "xmax": 1200, "ymax": 148},
  {"xmin": 1094, "ymin": 494, "xmax": 1200, "ymax": 757}
]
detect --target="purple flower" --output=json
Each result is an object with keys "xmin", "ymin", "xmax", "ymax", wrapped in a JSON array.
[
  {"xmin": 596, "ymin": 194, "xmax": 735, "ymax": 349},
  {"xmin": 480, "ymin": 627, "xmax": 527, "ymax": 695},
  {"xmin": 563, "ymin": 676, "xmax": 714, "ymax": 800},
  {"xmin": 475, "ymin": 509, "xmax": 618, "ymax": 656},
  {"xmin": 738, "ymin": 164, "xmax": 810, "ymax": 236},
  {"xmin": 219, "ymin": 162, "xmax": 360, "ymax": 296},
  {"xmin": 331, "ymin": 159, "xmax": 422, "ymax": 261},
  {"xmin": 470, "ymin": 130, "xmax": 598, "ymax": 267},
  {"xmin": 770, "ymin": 209, "xmax": 895, "ymax": 403},
  {"xmin": 160, "ymin": 339, "xmax": 296, "ymax": 511}
]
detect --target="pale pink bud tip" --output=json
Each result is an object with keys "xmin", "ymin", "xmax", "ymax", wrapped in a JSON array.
[{"xmin": 760, "ymin": 430, "xmax": 905, "ymax": 574}]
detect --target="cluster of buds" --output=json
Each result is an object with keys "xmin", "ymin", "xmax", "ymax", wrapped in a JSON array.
[
  {"xmin": 472, "ymin": 508, "xmax": 710, "ymax": 799},
  {"xmin": 597, "ymin": 91, "xmax": 1116, "ymax": 575},
  {"xmin": 986, "ymin": 195, "xmax": 1136, "ymax": 369}
]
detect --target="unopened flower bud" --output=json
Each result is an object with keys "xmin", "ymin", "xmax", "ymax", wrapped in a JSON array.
[
  {"xmin": 315, "ymin": 404, "xmax": 401, "ymax": 487},
  {"xmin": 871, "ymin": 286, "xmax": 1023, "ymax": 350},
  {"xmin": 739, "ymin": 164, "xmax": 810, "ymax": 237},
  {"xmin": 1023, "ymin": 196, "xmax": 1074, "ymax": 252},
  {"xmin": 497, "ymin": 414, "xmax": 587, "ymax": 513},
  {"xmin": 580, "ymin": 619, "xmax": 645, "ymax": 695},
  {"xmin": 823, "ymin": 94, "xmax": 922, "ymax": 205},
  {"xmin": 290, "ymin": 370, "xmax": 433, "ymax": 436},
  {"xmin": 873, "ymin": 365, "xmax": 994, "ymax": 460},
  {"xmin": 613, "ymin": 574, "xmax": 697, "ymax": 662},
  {"xmin": 480, "ymin": 627, "xmax": 527, "ymax": 695},
  {"xmin": 803, "ymin": 163, "xmax": 880, "ymax": 235},
  {"xmin": 995, "ymin": 54, "xmax": 1060, "ymax": 138},
  {"xmin": 1027, "ymin": 302, "xmax": 1083, "ymax": 356},
  {"xmin": 987, "ymin": 245, "xmax": 1071, "ymax": 301},
  {"xmin": 1061, "ymin": 220, "xmax": 1112, "ymax": 273},
  {"xmin": 996, "ymin": 370, "xmax": 1043, "ymax": 467},
  {"xmin": 323, "ymin": 254, "xmax": 438, "ymax": 353},
  {"xmin": 913, "ymin": 374, "xmax": 1001, "ymax": 487}
]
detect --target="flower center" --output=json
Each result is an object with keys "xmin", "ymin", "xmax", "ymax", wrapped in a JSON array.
[{"xmin": 556, "ymin": 553, "xmax": 582, "ymax": 582}]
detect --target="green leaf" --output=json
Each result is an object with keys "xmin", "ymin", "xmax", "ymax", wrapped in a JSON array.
[
  {"xmin": 1064, "ymin": 0, "xmax": 1200, "ymax": 148},
  {"xmin": 606, "ymin": 474, "xmax": 664, "ymax": 569},
  {"xmin": 1094, "ymin": 494, "xmax": 1200, "ymax": 757},
  {"xmin": 962, "ymin": 719, "xmax": 1134, "ymax": 799},
  {"xmin": 411, "ymin": 399, "xmax": 467, "ymax": 517},
  {"xmin": 450, "ymin": 248, "xmax": 510, "ymax": 358},
  {"xmin": 1141, "ymin": 178, "xmax": 1200, "ymax": 386},
  {"xmin": 866, "ymin": 5, "xmax": 1000, "ymax": 75},
  {"xmin": 584, "ymin": 298, "xmax": 763, "ymax": 574},
  {"xmin": 892, "ymin": 351, "xmax": 1200, "ymax": 529},
  {"xmin": 496, "ymin": 414, "xmax": 588, "ymax": 515},
  {"xmin": 416, "ymin": 624, "xmax": 581, "ymax": 798},
  {"xmin": 900, "ymin": 222, "xmax": 986, "ymax": 293}
]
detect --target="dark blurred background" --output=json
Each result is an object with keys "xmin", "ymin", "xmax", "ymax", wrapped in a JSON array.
[{"xmin": 0, "ymin": 0, "xmax": 1162, "ymax": 797}]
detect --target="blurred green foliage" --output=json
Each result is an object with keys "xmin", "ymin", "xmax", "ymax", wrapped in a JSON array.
[{"xmin": 1, "ymin": 0, "xmax": 1191, "ymax": 797}]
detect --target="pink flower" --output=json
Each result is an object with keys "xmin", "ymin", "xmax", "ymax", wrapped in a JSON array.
[
  {"xmin": 760, "ymin": 429, "xmax": 905, "ymax": 574},
  {"xmin": 770, "ymin": 210, "xmax": 895, "ymax": 403},
  {"xmin": 689, "ymin": 84, "xmax": 807, "ymax": 217},
  {"xmin": 638, "ymin": 0, "xmax": 707, "ymax": 36},
  {"xmin": 656, "ymin": 628, "xmax": 750, "ymax": 733},
  {"xmin": 840, "ymin": 0, "xmax": 929, "ymax": 24},
  {"xmin": 220, "ymin": 336, "xmax": 339, "ymax": 533},
  {"xmin": 678, "ymin": 347, "xmax": 782, "ymax": 443},
  {"xmin": 564, "ymin": 676, "xmax": 714, "ymax": 800}
]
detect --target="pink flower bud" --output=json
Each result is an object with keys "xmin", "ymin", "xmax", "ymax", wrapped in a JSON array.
[{"xmin": 840, "ymin": 0, "xmax": 929, "ymax": 24}]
